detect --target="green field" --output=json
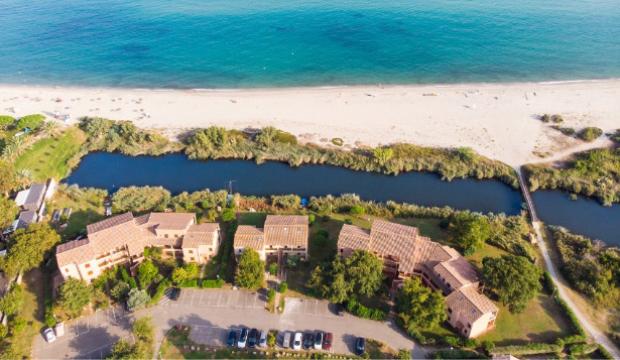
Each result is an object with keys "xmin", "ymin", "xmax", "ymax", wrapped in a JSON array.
[{"xmin": 15, "ymin": 127, "xmax": 86, "ymax": 181}]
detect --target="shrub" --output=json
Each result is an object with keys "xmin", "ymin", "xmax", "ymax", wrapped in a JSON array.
[
  {"xmin": 278, "ymin": 282, "xmax": 288, "ymax": 293},
  {"xmin": 577, "ymin": 127, "xmax": 603, "ymax": 142},
  {"xmin": 491, "ymin": 343, "xmax": 562, "ymax": 356},
  {"xmin": 0, "ymin": 115, "xmax": 14, "ymax": 129},
  {"xmin": 331, "ymin": 138, "xmax": 344, "ymax": 146},
  {"xmin": 349, "ymin": 204, "xmax": 366, "ymax": 215},
  {"xmin": 126, "ymin": 289, "xmax": 150, "ymax": 311},
  {"xmin": 112, "ymin": 186, "xmax": 171, "ymax": 213},
  {"xmin": 200, "ymin": 279, "xmax": 224, "ymax": 288},
  {"xmin": 345, "ymin": 298, "xmax": 387, "ymax": 321},
  {"xmin": 15, "ymin": 114, "xmax": 45, "ymax": 130},
  {"xmin": 221, "ymin": 207, "xmax": 236, "ymax": 222}
]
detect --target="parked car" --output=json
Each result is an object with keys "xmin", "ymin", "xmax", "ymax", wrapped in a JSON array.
[
  {"xmin": 54, "ymin": 322, "xmax": 65, "ymax": 337},
  {"xmin": 43, "ymin": 328, "xmax": 56, "ymax": 343},
  {"xmin": 292, "ymin": 332, "xmax": 302, "ymax": 350},
  {"xmin": 237, "ymin": 328, "xmax": 248, "ymax": 348},
  {"xmin": 355, "ymin": 337, "xmax": 366, "ymax": 355},
  {"xmin": 322, "ymin": 332, "xmax": 333, "ymax": 351},
  {"xmin": 248, "ymin": 328, "xmax": 259, "ymax": 348},
  {"xmin": 314, "ymin": 331, "xmax": 323, "ymax": 350},
  {"xmin": 258, "ymin": 330, "xmax": 267, "ymax": 348},
  {"xmin": 282, "ymin": 331, "xmax": 292, "ymax": 348},
  {"xmin": 303, "ymin": 332, "xmax": 314, "ymax": 349},
  {"xmin": 227, "ymin": 330, "xmax": 238, "ymax": 347},
  {"xmin": 165, "ymin": 287, "xmax": 180, "ymax": 301}
]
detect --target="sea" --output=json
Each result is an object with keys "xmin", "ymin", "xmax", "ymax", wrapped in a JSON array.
[{"xmin": 1, "ymin": 0, "xmax": 620, "ymax": 88}]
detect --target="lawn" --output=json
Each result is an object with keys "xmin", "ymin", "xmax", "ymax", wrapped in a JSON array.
[
  {"xmin": 47, "ymin": 184, "xmax": 107, "ymax": 240},
  {"xmin": 14, "ymin": 127, "xmax": 86, "ymax": 181},
  {"xmin": 479, "ymin": 292, "xmax": 572, "ymax": 346},
  {"xmin": 236, "ymin": 212, "xmax": 267, "ymax": 227}
]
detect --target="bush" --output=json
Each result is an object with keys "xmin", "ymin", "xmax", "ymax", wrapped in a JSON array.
[
  {"xmin": 16, "ymin": 114, "xmax": 45, "ymax": 130},
  {"xmin": 200, "ymin": 279, "xmax": 224, "ymax": 288},
  {"xmin": 221, "ymin": 207, "xmax": 236, "ymax": 222},
  {"xmin": 577, "ymin": 127, "xmax": 603, "ymax": 142},
  {"xmin": 112, "ymin": 186, "xmax": 171, "ymax": 213},
  {"xmin": 491, "ymin": 343, "xmax": 562, "ymax": 356},
  {"xmin": 0, "ymin": 115, "xmax": 14, "ymax": 128},
  {"xmin": 349, "ymin": 204, "xmax": 366, "ymax": 215},
  {"xmin": 278, "ymin": 282, "xmax": 288, "ymax": 293},
  {"xmin": 345, "ymin": 298, "xmax": 387, "ymax": 321},
  {"xmin": 331, "ymin": 138, "xmax": 344, "ymax": 146},
  {"xmin": 179, "ymin": 279, "xmax": 199, "ymax": 288},
  {"xmin": 126, "ymin": 289, "xmax": 150, "ymax": 311}
]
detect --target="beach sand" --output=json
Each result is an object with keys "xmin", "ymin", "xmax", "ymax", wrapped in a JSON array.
[{"xmin": 1, "ymin": 80, "xmax": 618, "ymax": 166}]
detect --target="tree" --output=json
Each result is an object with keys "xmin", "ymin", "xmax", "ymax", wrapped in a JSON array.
[
  {"xmin": 132, "ymin": 316, "xmax": 154, "ymax": 358},
  {"xmin": 171, "ymin": 267, "xmax": 188, "ymax": 284},
  {"xmin": 137, "ymin": 260, "xmax": 158, "ymax": 289},
  {"xmin": 396, "ymin": 277, "xmax": 446, "ymax": 334},
  {"xmin": 482, "ymin": 255, "xmax": 542, "ymax": 313},
  {"xmin": 0, "ymin": 285, "xmax": 24, "ymax": 316},
  {"xmin": 327, "ymin": 271, "xmax": 350, "ymax": 304},
  {"xmin": 235, "ymin": 249, "xmax": 264, "ymax": 290},
  {"xmin": 106, "ymin": 339, "xmax": 142, "ymax": 359},
  {"xmin": 450, "ymin": 212, "xmax": 491, "ymax": 255},
  {"xmin": 126, "ymin": 288, "xmax": 150, "ymax": 311},
  {"xmin": 59, "ymin": 278, "xmax": 91, "ymax": 318},
  {"xmin": 343, "ymin": 250, "xmax": 384, "ymax": 298},
  {"xmin": 1, "ymin": 223, "xmax": 60, "ymax": 276},
  {"xmin": 306, "ymin": 265, "xmax": 326, "ymax": 297},
  {"xmin": 0, "ymin": 196, "xmax": 18, "ymax": 230},
  {"xmin": 221, "ymin": 207, "xmax": 236, "ymax": 222},
  {"xmin": 0, "ymin": 160, "xmax": 17, "ymax": 195}
]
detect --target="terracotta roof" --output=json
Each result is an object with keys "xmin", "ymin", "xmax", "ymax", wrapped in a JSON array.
[
  {"xmin": 183, "ymin": 223, "xmax": 220, "ymax": 248},
  {"xmin": 142, "ymin": 212, "xmax": 195, "ymax": 230},
  {"xmin": 263, "ymin": 215, "xmax": 308, "ymax": 248},
  {"xmin": 87, "ymin": 212, "xmax": 134, "ymax": 233},
  {"xmin": 234, "ymin": 226, "xmax": 265, "ymax": 251},
  {"xmin": 433, "ymin": 257, "xmax": 479, "ymax": 290},
  {"xmin": 446, "ymin": 286, "xmax": 498, "ymax": 325},
  {"xmin": 338, "ymin": 224, "xmax": 371, "ymax": 250},
  {"xmin": 56, "ymin": 239, "xmax": 95, "ymax": 267}
]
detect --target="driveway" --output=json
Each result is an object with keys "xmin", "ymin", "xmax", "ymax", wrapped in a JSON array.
[{"xmin": 33, "ymin": 288, "xmax": 427, "ymax": 359}]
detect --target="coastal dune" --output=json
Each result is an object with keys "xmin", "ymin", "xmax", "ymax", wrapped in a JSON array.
[{"xmin": 1, "ymin": 80, "xmax": 618, "ymax": 166}]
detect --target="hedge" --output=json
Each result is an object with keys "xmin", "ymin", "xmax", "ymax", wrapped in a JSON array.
[
  {"xmin": 179, "ymin": 279, "xmax": 199, "ymax": 288},
  {"xmin": 567, "ymin": 343, "xmax": 598, "ymax": 356},
  {"xmin": 200, "ymin": 279, "xmax": 224, "ymax": 288},
  {"xmin": 542, "ymin": 271, "xmax": 586, "ymax": 336},
  {"xmin": 345, "ymin": 298, "xmax": 387, "ymax": 321},
  {"xmin": 431, "ymin": 349, "xmax": 484, "ymax": 359},
  {"xmin": 597, "ymin": 345, "xmax": 614, "ymax": 359},
  {"xmin": 491, "ymin": 343, "xmax": 562, "ymax": 356}
]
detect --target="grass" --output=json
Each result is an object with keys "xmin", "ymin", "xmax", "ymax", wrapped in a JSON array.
[
  {"xmin": 47, "ymin": 184, "xmax": 107, "ymax": 240},
  {"xmin": 14, "ymin": 127, "xmax": 86, "ymax": 181},
  {"xmin": 479, "ymin": 292, "xmax": 572, "ymax": 346},
  {"xmin": 365, "ymin": 339, "xmax": 399, "ymax": 359},
  {"xmin": 7, "ymin": 269, "xmax": 46, "ymax": 358},
  {"xmin": 237, "ymin": 212, "xmax": 267, "ymax": 227}
]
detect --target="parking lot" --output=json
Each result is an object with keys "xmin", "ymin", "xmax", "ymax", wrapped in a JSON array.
[{"xmin": 33, "ymin": 288, "xmax": 426, "ymax": 359}]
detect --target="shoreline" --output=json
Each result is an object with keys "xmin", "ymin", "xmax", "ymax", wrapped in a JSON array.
[{"xmin": 2, "ymin": 79, "xmax": 619, "ymax": 166}]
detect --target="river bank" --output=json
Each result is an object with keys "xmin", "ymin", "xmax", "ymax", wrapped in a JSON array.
[{"xmin": 1, "ymin": 79, "xmax": 619, "ymax": 166}]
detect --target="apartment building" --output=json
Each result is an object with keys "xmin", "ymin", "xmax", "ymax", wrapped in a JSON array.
[
  {"xmin": 337, "ymin": 219, "xmax": 498, "ymax": 338},
  {"xmin": 56, "ymin": 212, "xmax": 220, "ymax": 283},
  {"xmin": 233, "ymin": 215, "xmax": 308, "ymax": 261}
]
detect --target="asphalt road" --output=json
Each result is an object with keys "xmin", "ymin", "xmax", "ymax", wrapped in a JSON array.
[{"xmin": 33, "ymin": 288, "xmax": 427, "ymax": 359}]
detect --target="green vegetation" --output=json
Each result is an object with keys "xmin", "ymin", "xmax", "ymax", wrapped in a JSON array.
[
  {"xmin": 396, "ymin": 277, "xmax": 447, "ymax": 336},
  {"xmin": 48, "ymin": 184, "xmax": 107, "ymax": 240},
  {"xmin": 235, "ymin": 248, "xmax": 264, "ymax": 290},
  {"xmin": 0, "ymin": 223, "xmax": 60, "ymax": 277},
  {"xmin": 108, "ymin": 316, "xmax": 154, "ymax": 359},
  {"xmin": 14, "ymin": 127, "xmax": 86, "ymax": 181},
  {"xmin": 127, "ymin": 288, "xmax": 151, "ymax": 311},
  {"xmin": 448, "ymin": 212, "xmax": 491, "ymax": 255},
  {"xmin": 58, "ymin": 278, "xmax": 91, "ymax": 318},
  {"xmin": 112, "ymin": 185, "xmax": 171, "ymax": 213},
  {"xmin": 577, "ymin": 126, "xmax": 604, "ymax": 142},
  {"xmin": 611, "ymin": 129, "xmax": 620, "ymax": 144},
  {"xmin": 525, "ymin": 147, "xmax": 620, "ymax": 205},
  {"xmin": 184, "ymin": 126, "xmax": 518, "ymax": 186},
  {"xmin": 0, "ymin": 195, "xmax": 18, "ymax": 228},
  {"xmin": 540, "ymin": 114, "xmax": 565, "ymax": 124},
  {"xmin": 79, "ymin": 117, "xmax": 176, "ymax": 155},
  {"xmin": 0, "ymin": 160, "xmax": 18, "ymax": 195},
  {"xmin": 15, "ymin": 114, "xmax": 45, "ymax": 131},
  {"xmin": 482, "ymin": 255, "xmax": 542, "ymax": 313},
  {"xmin": 550, "ymin": 227, "xmax": 620, "ymax": 307}
]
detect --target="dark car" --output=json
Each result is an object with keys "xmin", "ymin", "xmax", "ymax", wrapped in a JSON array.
[
  {"xmin": 322, "ymin": 332, "xmax": 333, "ymax": 351},
  {"xmin": 227, "ymin": 330, "xmax": 237, "ymax": 347},
  {"xmin": 355, "ymin": 337, "xmax": 366, "ymax": 355},
  {"xmin": 247, "ymin": 328, "xmax": 259, "ymax": 348},
  {"xmin": 314, "ymin": 331, "xmax": 323, "ymax": 350},
  {"xmin": 165, "ymin": 287, "xmax": 180, "ymax": 301},
  {"xmin": 302, "ymin": 332, "xmax": 314, "ymax": 349}
]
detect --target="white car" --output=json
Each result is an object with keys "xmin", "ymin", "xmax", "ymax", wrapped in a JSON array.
[
  {"xmin": 292, "ymin": 332, "xmax": 303, "ymax": 350},
  {"xmin": 43, "ymin": 328, "xmax": 56, "ymax": 343},
  {"xmin": 258, "ymin": 330, "xmax": 267, "ymax": 348},
  {"xmin": 237, "ymin": 328, "xmax": 248, "ymax": 348}
]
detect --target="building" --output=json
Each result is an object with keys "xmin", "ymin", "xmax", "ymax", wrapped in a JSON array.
[
  {"xmin": 12, "ymin": 179, "xmax": 57, "ymax": 230},
  {"xmin": 56, "ymin": 212, "xmax": 220, "ymax": 283},
  {"xmin": 233, "ymin": 215, "xmax": 308, "ymax": 261},
  {"xmin": 337, "ymin": 219, "xmax": 498, "ymax": 338}
]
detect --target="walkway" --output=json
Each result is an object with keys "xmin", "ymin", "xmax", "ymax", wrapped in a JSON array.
[{"xmin": 516, "ymin": 167, "xmax": 620, "ymax": 358}]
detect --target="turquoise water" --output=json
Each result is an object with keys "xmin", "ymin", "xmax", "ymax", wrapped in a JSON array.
[{"xmin": 1, "ymin": 0, "xmax": 620, "ymax": 88}]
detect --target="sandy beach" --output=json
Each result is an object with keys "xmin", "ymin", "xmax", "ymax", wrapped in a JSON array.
[{"xmin": 1, "ymin": 80, "xmax": 618, "ymax": 166}]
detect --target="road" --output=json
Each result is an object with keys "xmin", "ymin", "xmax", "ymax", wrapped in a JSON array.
[
  {"xmin": 33, "ymin": 288, "xmax": 428, "ymax": 359},
  {"xmin": 517, "ymin": 168, "xmax": 620, "ymax": 358}
]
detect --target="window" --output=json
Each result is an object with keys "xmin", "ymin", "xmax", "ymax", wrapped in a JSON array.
[
  {"xmin": 85, "ymin": 263, "xmax": 91, "ymax": 268},
  {"xmin": 165, "ymin": 234, "xmax": 169, "ymax": 238},
  {"xmin": 65, "ymin": 268, "xmax": 70, "ymax": 273},
  {"xmin": 190, "ymin": 257, "xmax": 195, "ymax": 261},
  {"xmin": 209, "ymin": 248, "xmax": 212, "ymax": 251},
  {"xmin": 188, "ymin": 250, "xmax": 194, "ymax": 254},
  {"xmin": 87, "ymin": 271, "xmax": 93, "ymax": 276}
]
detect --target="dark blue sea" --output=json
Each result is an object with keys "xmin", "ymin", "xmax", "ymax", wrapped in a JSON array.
[{"xmin": 1, "ymin": 0, "xmax": 620, "ymax": 88}]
